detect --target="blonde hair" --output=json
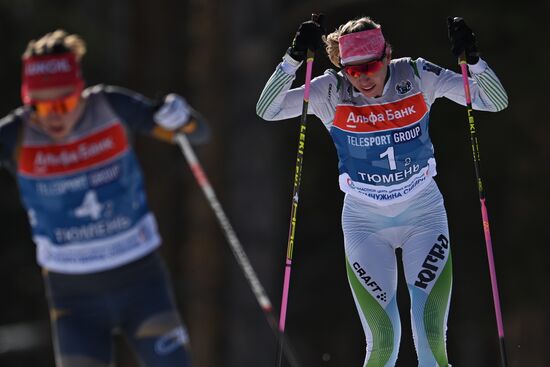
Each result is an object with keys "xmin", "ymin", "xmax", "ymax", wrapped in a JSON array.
[
  {"xmin": 325, "ymin": 17, "xmax": 381, "ymax": 67},
  {"xmin": 22, "ymin": 29, "xmax": 86, "ymax": 61}
]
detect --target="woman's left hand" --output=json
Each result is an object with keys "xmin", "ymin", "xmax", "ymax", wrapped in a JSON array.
[{"xmin": 447, "ymin": 16, "xmax": 480, "ymax": 64}]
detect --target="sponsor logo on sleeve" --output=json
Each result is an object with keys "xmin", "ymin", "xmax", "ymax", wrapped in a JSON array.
[{"xmin": 422, "ymin": 62, "xmax": 442, "ymax": 76}]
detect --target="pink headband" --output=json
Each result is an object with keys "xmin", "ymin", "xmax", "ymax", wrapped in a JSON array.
[
  {"xmin": 21, "ymin": 52, "xmax": 83, "ymax": 104},
  {"xmin": 339, "ymin": 28, "xmax": 386, "ymax": 65}
]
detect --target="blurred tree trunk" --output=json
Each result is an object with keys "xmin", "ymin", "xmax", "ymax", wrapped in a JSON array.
[
  {"xmin": 128, "ymin": 0, "xmax": 225, "ymax": 366},
  {"xmin": 178, "ymin": 0, "xmax": 226, "ymax": 366},
  {"xmin": 219, "ymin": 0, "xmax": 287, "ymax": 366}
]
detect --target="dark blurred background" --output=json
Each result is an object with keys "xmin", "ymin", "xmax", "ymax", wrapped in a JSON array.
[{"xmin": 0, "ymin": 0, "xmax": 548, "ymax": 366}]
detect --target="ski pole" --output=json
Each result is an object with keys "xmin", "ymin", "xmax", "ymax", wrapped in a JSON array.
[
  {"xmin": 277, "ymin": 12, "xmax": 322, "ymax": 367},
  {"xmin": 458, "ymin": 55, "xmax": 508, "ymax": 367},
  {"xmin": 173, "ymin": 132, "xmax": 302, "ymax": 367}
]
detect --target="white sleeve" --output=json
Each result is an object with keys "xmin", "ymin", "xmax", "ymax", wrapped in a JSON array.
[
  {"xmin": 256, "ymin": 54, "xmax": 338, "ymax": 128},
  {"xmin": 415, "ymin": 57, "xmax": 508, "ymax": 112}
]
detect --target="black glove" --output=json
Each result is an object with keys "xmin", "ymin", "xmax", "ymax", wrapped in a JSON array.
[
  {"xmin": 447, "ymin": 16, "xmax": 479, "ymax": 64},
  {"xmin": 287, "ymin": 16, "xmax": 325, "ymax": 62}
]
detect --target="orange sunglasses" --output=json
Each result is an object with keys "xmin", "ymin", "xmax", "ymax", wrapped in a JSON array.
[
  {"xmin": 33, "ymin": 90, "xmax": 81, "ymax": 117},
  {"xmin": 343, "ymin": 47, "xmax": 387, "ymax": 78}
]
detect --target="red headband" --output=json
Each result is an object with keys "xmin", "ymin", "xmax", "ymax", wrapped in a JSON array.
[
  {"xmin": 21, "ymin": 52, "xmax": 83, "ymax": 104},
  {"xmin": 339, "ymin": 28, "xmax": 386, "ymax": 66}
]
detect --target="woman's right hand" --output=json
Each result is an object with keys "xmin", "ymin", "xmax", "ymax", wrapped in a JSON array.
[{"xmin": 287, "ymin": 16, "xmax": 325, "ymax": 62}]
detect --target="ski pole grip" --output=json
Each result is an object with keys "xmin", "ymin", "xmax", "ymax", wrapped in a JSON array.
[
  {"xmin": 458, "ymin": 51, "xmax": 467, "ymax": 65},
  {"xmin": 307, "ymin": 13, "xmax": 324, "ymax": 59},
  {"xmin": 311, "ymin": 13, "xmax": 325, "ymax": 29}
]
